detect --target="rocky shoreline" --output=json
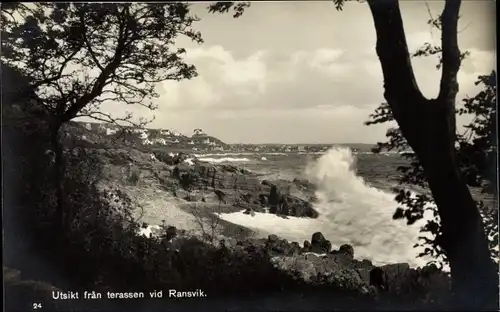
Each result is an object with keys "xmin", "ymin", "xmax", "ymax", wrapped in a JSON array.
[
  {"xmin": 4, "ymin": 140, "xmax": 455, "ymax": 311},
  {"xmin": 4, "ymin": 230, "xmax": 451, "ymax": 311},
  {"xmin": 157, "ymin": 150, "xmax": 320, "ymax": 218},
  {"xmin": 88, "ymin": 143, "xmax": 452, "ymax": 292},
  {"xmin": 88, "ymin": 145, "xmax": 324, "ymax": 239}
]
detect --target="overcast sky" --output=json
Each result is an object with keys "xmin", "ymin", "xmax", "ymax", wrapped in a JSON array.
[{"xmin": 92, "ymin": 1, "xmax": 496, "ymax": 144}]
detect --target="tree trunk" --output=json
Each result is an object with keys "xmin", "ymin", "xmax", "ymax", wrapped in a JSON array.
[
  {"xmin": 367, "ymin": 0, "xmax": 498, "ymax": 309},
  {"xmin": 50, "ymin": 122, "xmax": 66, "ymax": 236}
]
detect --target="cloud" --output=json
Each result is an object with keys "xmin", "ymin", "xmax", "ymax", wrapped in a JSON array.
[
  {"xmin": 82, "ymin": 1, "xmax": 494, "ymax": 144},
  {"xmin": 185, "ymin": 46, "xmax": 268, "ymax": 93}
]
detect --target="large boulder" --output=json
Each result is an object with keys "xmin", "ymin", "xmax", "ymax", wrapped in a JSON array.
[
  {"xmin": 268, "ymin": 184, "xmax": 281, "ymax": 214},
  {"xmin": 169, "ymin": 162, "xmax": 320, "ymax": 218},
  {"xmin": 302, "ymin": 240, "xmax": 312, "ymax": 253},
  {"xmin": 270, "ymin": 255, "xmax": 375, "ymax": 296},
  {"xmin": 281, "ymin": 194, "xmax": 318, "ymax": 218},
  {"xmin": 293, "ymin": 178, "xmax": 317, "ymax": 192},
  {"xmin": 330, "ymin": 244, "xmax": 354, "ymax": 260},
  {"xmin": 265, "ymin": 235, "xmax": 301, "ymax": 256},
  {"xmin": 369, "ymin": 263, "xmax": 450, "ymax": 298},
  {"xmin": 310, "ymin": 232, "xmax": 332, "ymax": 253}
]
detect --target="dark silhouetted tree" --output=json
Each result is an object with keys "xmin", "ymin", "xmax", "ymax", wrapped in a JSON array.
[
  {"xmin": 365, "ymin": 3, "xmax": 497, "ymax": 268},
  {"xmin": 333, "ymin": 0, "xmax": 497, "ymax": 309},
  {"xmin": 1, "ymin": 2, "xmax": 249, "ymax": 233}
]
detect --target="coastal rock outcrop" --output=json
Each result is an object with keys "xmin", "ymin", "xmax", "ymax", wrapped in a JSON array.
[
  {"xmin": 212, "ymin": 232, "xmax": 450, "ymax": 301},
  {"xmin": 169, "ymin": 162, "xmax": 320, "ymax": 218}
]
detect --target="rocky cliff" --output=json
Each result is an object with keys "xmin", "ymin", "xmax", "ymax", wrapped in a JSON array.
[{"xmin": 63, "ymin": 121, "xmax": 230, "ymax": 152}]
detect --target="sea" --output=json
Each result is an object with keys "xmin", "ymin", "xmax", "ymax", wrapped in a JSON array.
[
  {"xmin": 167, "ymin": 146, "xmax": 497, "ymax": 269},
  {"xmin": 193, "ymin": 147, "xmax": 436, "ymax": 268}
]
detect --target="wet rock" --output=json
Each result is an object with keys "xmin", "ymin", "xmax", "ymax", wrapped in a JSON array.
[
  {"xmin": 330, "ymin": 244, "xmax": 354, "ymax": 260},
  {"xmin": 258, "ymin": 194, "xmax": 268, "ymax": 206},
  {"xmin": 291, "ymin": 242, "xmax": 301, "ymax": 253},
  {"xmin": 243, "ymin": 208, "xmax": 255, "ymax": 216},
  {"xmin": 266, "ymin": 238, "xmax": 299, "ymax": 256},
  {"xmin": 261, "ymin": 180, "xmax": 273, "ymax": 187},
  {"xmin": 269, "ymin": 185, "xmax": 280, "ymax": 214},
  {"xmin": 339, "ymin": 244, "xmax": 355, "ymax": 259},
  {"xmin": 282, "ymin": 194, "xmax": 318, "ymax": 218},
  {"xmin": 310, "ymin": 232, "xmax": 332, "ymax": 253},
  {"xmin": 168, "ymin": 161, "xmax": 320, "ymax": 219},
  {"xmin": 268, "ymin": 234, "xmax": 279, "ymax": 243},
  {"xmin": 302, "ymin": 240, "xmax": 311, "ymax": 253},
  {"xmin": 292, "ymin": 178, "xmax": 316, "ymax": 192},
  {"xmin": 278, "ymin": 196, "xmax": 290, "ymax": 216}
]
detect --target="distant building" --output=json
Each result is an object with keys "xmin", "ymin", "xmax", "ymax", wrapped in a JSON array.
[
  {"xmin": 106, "ymin": 128, "xmax": 118, "ymax": 136},
  {"xmin": 153, "ymin": 138, "xmax": 167, "ymax": 145},
  {"xmin": 193, "ymin": 128, "xmax": 206, "ymax": 135}
]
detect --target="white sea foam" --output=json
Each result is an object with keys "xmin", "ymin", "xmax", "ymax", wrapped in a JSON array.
[
  {"xmin": 219, "ymin": 147, "xmax": 433, "ymax": 268},
  {"xmin": 194, "ymin": 152, "xmax": 289, "ymax": 157},
  {"xmin": 194, "ymin": 152, "xmax": 254, "ymax": 157},
  {"xmin": 198, "ymin": 157, "xmax": 251, "ymax": 163}
]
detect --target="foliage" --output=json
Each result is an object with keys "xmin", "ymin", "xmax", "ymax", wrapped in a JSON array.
[
  {"xmin": 207, "ymin": 2, "xmax": 251, "ymax": 18},
  {"xmin": 1, "ymin": 1, "xmax": 251, "ymax": 238},
  {"xmin": 1, "ymin": 3, "xmax": 205, "ymax": 128},
  {"xmin": 3, "ymin": 121, "xmax": 294, "ymax": 294},
  {"xmin": 364, "ymin": 11, "xmax": 498, "ymax": 267},
  {"xmin": 1, "ymin": 1, "xmax": 249, "ymax": 132}
]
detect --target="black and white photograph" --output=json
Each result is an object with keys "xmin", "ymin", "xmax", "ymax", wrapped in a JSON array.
[{"xmin": 2, "ymin": 1, "xmax": 498, "ymax": 311}]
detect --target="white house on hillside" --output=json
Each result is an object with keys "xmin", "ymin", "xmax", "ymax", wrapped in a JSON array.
[
  {"xmin": 106, "ymin": 128, "xmax": 118, "ymax": 136},
  {"xmin": 193, "ymin": 128, "xmax": 206, "ymax": 135},
  {"xmin": 153, "ymin": 138, "xmax": 167, "ymax": 145}
]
